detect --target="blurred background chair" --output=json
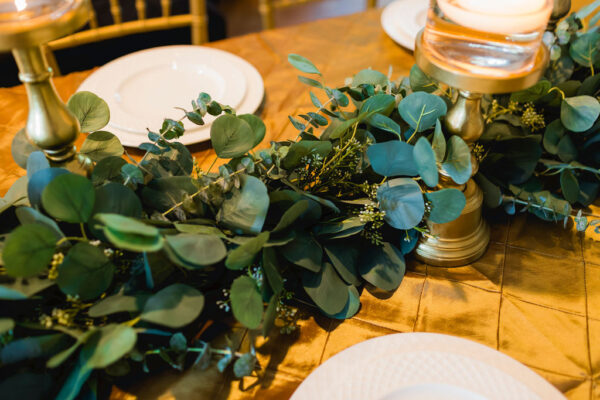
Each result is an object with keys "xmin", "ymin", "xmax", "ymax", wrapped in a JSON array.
[{"xmin": 258, "ymin": 0, "xmax": 377, "ymax": 29}]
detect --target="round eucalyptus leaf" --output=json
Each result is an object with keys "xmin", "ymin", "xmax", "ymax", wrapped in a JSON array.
[
  {"xmin": 88, "ymin": 293, "xmax": 148, "ymax": 317},
  {"xmin": 510, "ymin": 80, "xmax": 551, "ymax": 103},
  {"xmin": 302, "ymin": 262, "xmax": 348, "ymax": 315},
  {"xmin": 324, "ymin": 244, "xmax": 360, "ymax": 286},
  {"xmin": 16, "ymin": 207, "xmax": 64, "ymax": 240},
  {"xmin": 57, "ymin": 242, "xmax": 115, "ymax": 301},
  {"xmin": 325, "ymin": 285, "xmax": 360, "ymax": 320},
  {"xmin": 398, "ymin": 92, "xmax": 447, "ymax": 132},
  {"xmin": 426, "ymin": 188, "xmax": 466, "ymax": 223},
  {"xmin": 560, "ymin": 169, "xmax": 579, "ymax": 204},
  {"xmin": 27, "ymin": 168, "xmax": 69, "ymax": 208},
  {"xmin": 80, "ymin": 131, "xmax": 124, "ymax": 162},
  {"xmin": 225, "ymin": 231, "xmax": 269, "ymax": 270},
  {"xmin": 560, "ymin": 96, "xmax": 600, "ymax": 132},
  {"xmin": 351, "ymin": 69, "xmax": 388, "ymax": 87},
  {"xmin": 359, "ymin": 242, "xmax": 405, "ymax": 291},
  {"xmin": 281, "ymin": 231, "xmax": 322, "ymax": 272},
  {"xmin": 282, "ymin": 140, "xmax": 332, "ymax": 170},
  {"xmin": 543, "ymin": 119, "xmax": 565, "ymax": 154},
  {"xmin": 409, "ymin": 64, "xmax": 436, "ymax": 93},
  {"xmin": 366, "ymin": 141, "xmax": 418, "ymax": 177},
  {"xmin": 96, "ymin": 213, "xmax": 163, "ymax": 253},
  {"xmin": 557, "ymin": 135, "xmax": 578, "ymax": 162},
  {"xmin": 26, "ymin": 151, "xmax": 49, "ymax": 178},
  {"xmin": 141, "ymin": 283, "xmax": 205, "ymax": 328},
  {"xmin": 67, "ymin": 91, "xmax": 110, "ymax": 133},
  {"xmin": 442, "ymin": 136, "xmax": 472, "ymax": 185},
  {"xmin": 238, "ymin": 114, "xmax": 266, "ymax": 147},
  {"xmin": 80, "ymin": 324, "xmax": 136, "ymax": 369},
  {"xmin": 377, "ymin": 178, "xmax": 425, "ymax": 230},
  {"xmin": 360, "ymin": 94, "xmax": 396, "ymax": 116},
  {"xmin": 41, "ymin": 173, "xmax": 95, "ymax": 223},
  {"xmin": 414, "ymin": 137, "xmax": 439, "ymax": 187},
  {"xmin": 431, "ymin": 120, "xmax": 446, "ymax": 163},
  {"xmin": 577, "ymin": 73, "xmax": 600, "ymax": 96},
  {"xmin": 11, "ymin": 129, "xmax": 41, "ymax": 169},
  {"xmin": 262, "ymin": 247, "xmax": 284, "ymax": 294},
  {"xmin": 288, "ymin": 54, "xmax": 321, "ymax": 75},
  {"xmin": 166, "ymin": 234, "xmax": 227, "ymax": 267},
  {"xmin": 217, "ymin": 175, "xmax": 269, "ymax": 235},
  {"xmin": 569, "ymin": 31, "xmax": 600, "ymax": 68},
  {"xmin": 3, "ymin": 224, "xmax": 56, "ymax": 278},
  {"xmin": 91, "ymin": 183, "xmax": 142, "ymax": 219},
  {"xmin": 91, "ymin": 156, "xmax": 126, "ymax": 186},
  {"xmin": 230, "ymin": 276, "xmax": 263, "ymax": 329},
  {"xmin": 474, "ymin": 173, "xmax": 502, "ymax": 208},
  {"xmin": 210, "ymin": 114, "xmax": 255, "ymax": 158},
  {"xmin": 233, "ymin": 353, "xmax": 257, "ymax": 378}
]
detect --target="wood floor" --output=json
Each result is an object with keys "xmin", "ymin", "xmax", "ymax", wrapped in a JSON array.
[{"xmin": 218, "ymin": 0, "xmax": 395, "ymax": 37}]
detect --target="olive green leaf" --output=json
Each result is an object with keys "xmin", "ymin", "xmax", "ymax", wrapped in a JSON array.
[
  {"xmin": 359, "ymin": 242, "xmax": 405, "ymax": 291},
  {"xmin": 431, "ymin": 120, "xmax": 446, "ymax": 163},
  {"xmin": 324, "ymin": 243, "xmax": 360, "ymax": 286},
  {"xmin": 3, "ymin": 224, "xmax": 56, "ymax": 278},
  {"xmin": 88, "ymin": 292, "xmax": 148, "ymax": 317},
  {"xmin": 557, "ymin": 135, "xmax": 578, "ymax": 162},
  {"xmin": 217, "ymin": 175, "xmax": 269, "ymax": 235},
  {"xmin": 67, "ymin": 91, "xmax": 110, "ymax": 133},
  {"xmin": 80, "ymin": 131, "xmax": 124, "ymax": 162},
  {"xmin": 166, "ymin": 234, "xmax": 227, "ymax": 268},
  {"xmin": 409, "ymin": 64, "xmax": 436, "ymax": 93},
  {"xmin": 510, "ymin": 80, "xmax": 551, "ymax": 103},
  {"xmin": 426, "ymin": 188, "xmax": 466, "ymax": 223},
  {"xmin": 377, "ymin": 178, "xmax": 425, "ymax": 230},
  {"xmin": 91, "ymin": 156, "xmax": 127, "ymax": 186},
  {"xmin": 16, "ymin": 207, "xmax": 64, "ymax": 240},
  {"xmin": 302, "ymin": 262, "xmax": 348, "ymax": 315},
  {"xmin": 238, "ymin": 114, "xmax": 266, "ymax": 147},
  {"xmin": 288, "ymin": 54, "xmax": 321, "ymax": 75},
  {"xmin": 0, "ymin": 318, "xmax": 14, "ymax": 334},
  {"xmin": 543, "ymin": 119, "xmax": 565, "ymax": 154},
  {"xmin": 398, "ymin": 92, "xmax": 447, "ymax": 132},
  {"xmin": 281, "ymin": 231, "xmax": 322, "ymax": 272},
  {"xmin": 96, "ymin": 213, "xmax": 163, "ymax": 252},
  {"xmin": 360, "ymin": 94, "xmax": 396, "ymax": 116},
  {"xmin": 262, "ymin": 247, "xmax": 284, "ymax": 294},
  {"xmin": 351, "ymin": 69, "xmax": 388, "ymax": 87},
  {"xmin": 80, "ymin": 324, "xmax": 137, "ymax": 369},
  {"xmin": 262, "ymin": 293, "xmax": 279, "ymax": 337},
  {"xmin": 211, "ymin": 114, "xmax": 255, "ymax": 158},
  {"xmin": 414, "ymin": 137, "xmax": 439, "ymax": 187},
  {"xmin": 324, "ymin": 285, "xmax": 360, "ymax": 320},
  {"xmin": 141, "ymin": 283, "xmax": 205, "ymax": 328},
  {"xmin": 569, "ymin": 31, "xmax": 600, "ymax": 68},
  {"xmin": 230, "ymin": 276, "xmax": 263, "ymax": 329},
  {"xmin": 560, "ymin": 95, "xmax": 600, "ymax": 132},
  {"xmin": 42, "ymin": 173, "xmax": 95, "ymax": 223},
  {"xmin": 560, "ymin": 169, "xmax": 580, "ymax": 203},
  {"xmin": 282, "ymin": 141, "xmax": 332, "ymax": 169},
  {"xmin": 442, "ymin": 135, "xmax": 472, "ymax": 185},
  {"xmin": 225, "ymin": 231, "xmax": 270, "ymax": 270},
  {"xmin": 57, "ymin": 242, "xmax": 115, "ymax": 301}
]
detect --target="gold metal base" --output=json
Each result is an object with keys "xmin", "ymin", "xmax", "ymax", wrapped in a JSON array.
[{"xmin": 415, "ymin": 181, "xmax": 490, "ymax": 267}]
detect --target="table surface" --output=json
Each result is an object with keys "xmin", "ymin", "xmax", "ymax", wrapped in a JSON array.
[{"xmin": 1, "ymin": 6, "xmax": 600, "ymax": 400}]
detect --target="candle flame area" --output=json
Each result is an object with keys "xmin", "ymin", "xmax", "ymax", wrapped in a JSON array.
[{"xmin": 14, "ymin": 0, "xmax": 27, "ymax": 12}]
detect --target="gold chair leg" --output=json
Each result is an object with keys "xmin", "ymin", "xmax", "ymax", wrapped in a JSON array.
[
  {"xmin": 191, "ymin": 0, "xmax": 208, "ymax": 44},
  {"xmin": 367, "ymin": 0, "xmax": 377, "ymax": 8},
  {"xmin": 42, "ymin": 45, "xmax": 61, "ymax": 77},
  {"xmin": 259, "ymin": 0, "xmax": 275, "ymax": 30}
]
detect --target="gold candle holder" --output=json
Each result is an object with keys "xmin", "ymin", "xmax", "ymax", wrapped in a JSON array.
[
  {"xmin": 413, "ymin": 31, "xmax": 549, "ymax": 267},
  {"xmin": 1, "ymin": 0, "xmax": 91, "ymax": 175}
]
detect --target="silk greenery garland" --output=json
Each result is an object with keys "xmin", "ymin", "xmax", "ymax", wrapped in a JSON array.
[{"xmin": 1, "ymin": 6, "xmax": 599, "ymax": 397}]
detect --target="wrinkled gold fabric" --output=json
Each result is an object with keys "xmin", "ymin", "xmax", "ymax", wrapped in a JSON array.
[{"xmin": 1, "ymin": 6, "xmax": 599, "ymax": 400}]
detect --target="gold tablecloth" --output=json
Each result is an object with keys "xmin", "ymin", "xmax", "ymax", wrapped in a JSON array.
[{"xmin": 1, "ymin": 8, "xmax": 599, "ymax": 400}]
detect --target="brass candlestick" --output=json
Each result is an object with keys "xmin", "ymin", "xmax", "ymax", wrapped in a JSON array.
[
  {"xmin": 413, "ymin": 31, "xmax": 549, "ymax": 267},
  {"xmin": 1, "ymin": 0, "xmax": 92, "ymax": 175}
]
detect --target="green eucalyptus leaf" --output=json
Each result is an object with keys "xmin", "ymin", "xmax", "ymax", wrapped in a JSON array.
[
  {"xmin": 543, "ymin": 119, "xmax": 565, "ymax": 154},
  {"xmin": 3, "ymin": 224, "xmax": 56, "ymax": 278},
  {"xmin": 288, "ymin": 54, "xmax": 321, "ymax": 75},
  {"xmin": 569, "ymin": 31, "xmax": 600, "ymax": 68},
  {"xmin": 67, "ymin": 91, "xmax": 110, "ymax": 132},
  {"xmin": 233, "ymin": 352, "xmax": 257, "ymax": 378},
  {"xmin": 577, "ymin": 73, "xmax": 600, "ymax": 96},
  {"xmin": 15, "ymin": 207, "xmax": 64, "ymax": 240},
  {"xmin": 546, "ymin": 56, "xmax": 574, "ymax": 84},
  {"xmin": 281, "ymin": 231, "xmax": 322, "ymax": 272},
  {"xmin": 27, "ymin": 168, "xmax": 69, "ymax": 208},
  {"xmin": 560, "ymin": 96, "xmax": 600, "ymax": 132},
  {"xmin": 262, "ymin": 293, "xmax": 279, "ymax": 337},
  {"xmin": 166, "ymin": 234, "xmax": 227, "ymax": 267},
  {"xmin": 377, "ymin": 178, "xmax": 424, "ymax": 230},
  {"xmin": 121, "ymin": 164, "xmax": 144, "ymax": 185},
  {"xmin": 238, "ymin": 114, "xmax": 266, "ymax": 147},
  {"xmin": 41, "ymin": 173, "xmax": 95, "ymax": 223},
  {"xmin": 174, "ymin": 223, "xmax": 226, "ymax": 237},
  {"xmin": 426, "ymin": 188, "xmax": 466, "ymax": 223},
  {"xmin": 282, "ymin": 140, "xmax": 332, "ymax": 169},
  {"xmin": 360, "ymin": 94, "xmax": 396, "ymax": 116},
  {"xmin": 230, "ymin": 275, "xmax": 263, "ymax": 329},
  {"xmin": 11, "ymin": 128, "xmax": 41, "ymax": 169},
  {"xmin": 211, "ymin": 114, "xmax": 255, "ymax": 158},
  {"xmin": 352, "ymin": 69, "xmax": 388, "ymax": 87},
  {"xmin": 557, "ymin": 135, "xmax": 578, "ymax": 162},
  {"xmin": 0, "ymin": 175, "xmax": 29, "ymax": 215},
  {"xmin": 510, "ymin": 80, "xmax": 551, "ymax": 103},
  {"xmin": 225, "ymin": 231, "xmax": 270, "ymax": 270},
  {"xmin": 262, "ymin": 247, "xmax": 284, "ymax": 294},
  {"xmin": 431, "ymin": 120, "xmax": 446, "ymax": 163},
  {"xmin": 359, "ymin": 242, "xmax": 405, "ymax": 291},
  {"xmin": 80, "ymin": 324, "xmax": 137, "ymax": 369},
  {"xmin": 26, "ymin": 151, "xmax": 49, "ymax": 178},
  {"xmin": 57, "ymin": 242, "xmax": 115, "ymax": 301},
  {"xmin": 55, "ymin": 356, "xmax": 91, "ymax": 400},
  {"xmin": 313, "ymin": 217, "xmax": 364, "ymax": 239},
  {"xmin": 141, "ymin": 283, "xmax": 205, "ymax": 328},
  {"xmin": 442, "ymin": 136, "xmax": 472, "ymax": 185},
  {"xmin": 0, "ymin": 318, "xmax": 14, "ymax": 334},
  {"xmin": 1, "ymin": 334, "xmax": 69, "ymax": 365},
  {"xmin": 474, "ymin": 173, "xmax": 503, "ymax": 208},
  {"xmin": 88, "ymin": 293, "xmax": 148, "ymax": 317},
  {"xmin": 217, "ymin": 175, "xmax": 269, "ymax": 235},
  {"xmin": 302, "ymin": 262, "xmax": 348, "ymax": 315},
  {"xmin": 91, "ymin": 156, "xmax": 127, "ymax": 186},
  {"xmin": 366, "ymin": 141, "xmax": 418, "ymax": 177},
  {"xmin": 324, "ymin": 243, "xmax": 360, "ymax": 286},
  {"xmin": 96, "ymin": 213, "xmax": 163, "ymax": 252},
  {"xmin": 325, "ymin": 285, "xmax": 360, "ymax": 320},
  {"xmin": 398, "ymin": 92, "xmax": 447, "ymax": 132},
  {"xmin": 560, "ymin": 169, "xmax": 579, "ymax": 204},
  {"xmin": 409, "ymin": 64, "xmax": 436, "ymax": 93},
  {"xmin": 0, "ymin": 277, "xmax": 55, "ymax": 299},
  {"xmin": 368, "ymin": 114, "xmax": 402, "ymax": 136},
  {"xmin": 80, "ymin": 131, "xmax": 124, "ymax": 162},
  {"xmin": 414, "ymin": 137, "xmax": 439, "ymax": 187}
]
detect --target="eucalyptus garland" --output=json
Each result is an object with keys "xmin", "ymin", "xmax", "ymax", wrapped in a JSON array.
[{"xmin": 1, "ymin": 5, "xmax": 599, "ymax": 398}]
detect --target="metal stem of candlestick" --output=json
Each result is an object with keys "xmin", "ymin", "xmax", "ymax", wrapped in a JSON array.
[
  {"xmin": 413, "ymin": 31, "xmax": 549, "ymax": 267},
  {"xmin": 0, "ymin": 0, "xmax": 92, "ymax": 175}
]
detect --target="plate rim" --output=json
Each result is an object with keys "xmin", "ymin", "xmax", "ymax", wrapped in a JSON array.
[
  {"xmin": 291, "ymin": 332, "xmax": 565, "ymax": 400},
  {"xmin": 381, "ymin": 0, "xmax": 428, "ymax": 51},
  {"xmin": 77, "ymin": 45, "xmax": 265, "ymax": 147}
]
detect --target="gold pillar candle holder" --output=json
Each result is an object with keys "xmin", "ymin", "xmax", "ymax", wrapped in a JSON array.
[
  {"xmin": 1, "ymin": 0, "xmax": 92, "ymax": 175},
  {"xmin": 413, "ymin": 31, "xmax": 549, "ymax": 267}
]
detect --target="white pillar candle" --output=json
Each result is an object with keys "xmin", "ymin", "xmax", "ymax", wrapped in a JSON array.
[{"xmin": 437, "ymin": 0, "xmax": 552, "ymax": 35}]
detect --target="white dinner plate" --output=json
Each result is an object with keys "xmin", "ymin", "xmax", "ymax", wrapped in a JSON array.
[
  {"xmin": 78, "ymin": 46, "xmax": 264, "ymax": 147},
  {"xmin": 291, "ymin": 333, "xmax": 565, "ymax": 400},
  {"xmin": 381, "ymin": 0, "xmax": 429, "ymax": 50}
]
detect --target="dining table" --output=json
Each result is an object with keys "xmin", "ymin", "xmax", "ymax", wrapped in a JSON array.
[{"xmin": 0, "ymin": 5, "xmax": 599, "ymax": 400}]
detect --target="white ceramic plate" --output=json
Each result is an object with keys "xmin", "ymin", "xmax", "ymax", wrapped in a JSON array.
[
  {"xmin": 381, "ymin": 0, "xmax": 429, "ymax": 50},
  {"xmin": 291, "ymin": 333, "xmax": 566, "ymax": 400},
  {"xmin": 78, "ymin": 46, "xmax": 264, "ymax": 147}
]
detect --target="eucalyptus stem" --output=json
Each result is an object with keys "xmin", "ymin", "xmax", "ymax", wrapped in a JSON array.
[
  {"xmin": 317, "ymin": 122, "xmax": 358, "ymax": 178},
  {"xmin": 79, "ymin": 223, "xmax": 88, "ymax": 240},
  {"xmin": 56, "ymin": 236, "xmax": 88, "ymax": 246},
  {"xmin": 295, "ymin": 96, "xmax": 336, "ymax": 140},
  {"xmin": 207, "ymin": 155, "xmax": 219, "ymax": 173}
]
